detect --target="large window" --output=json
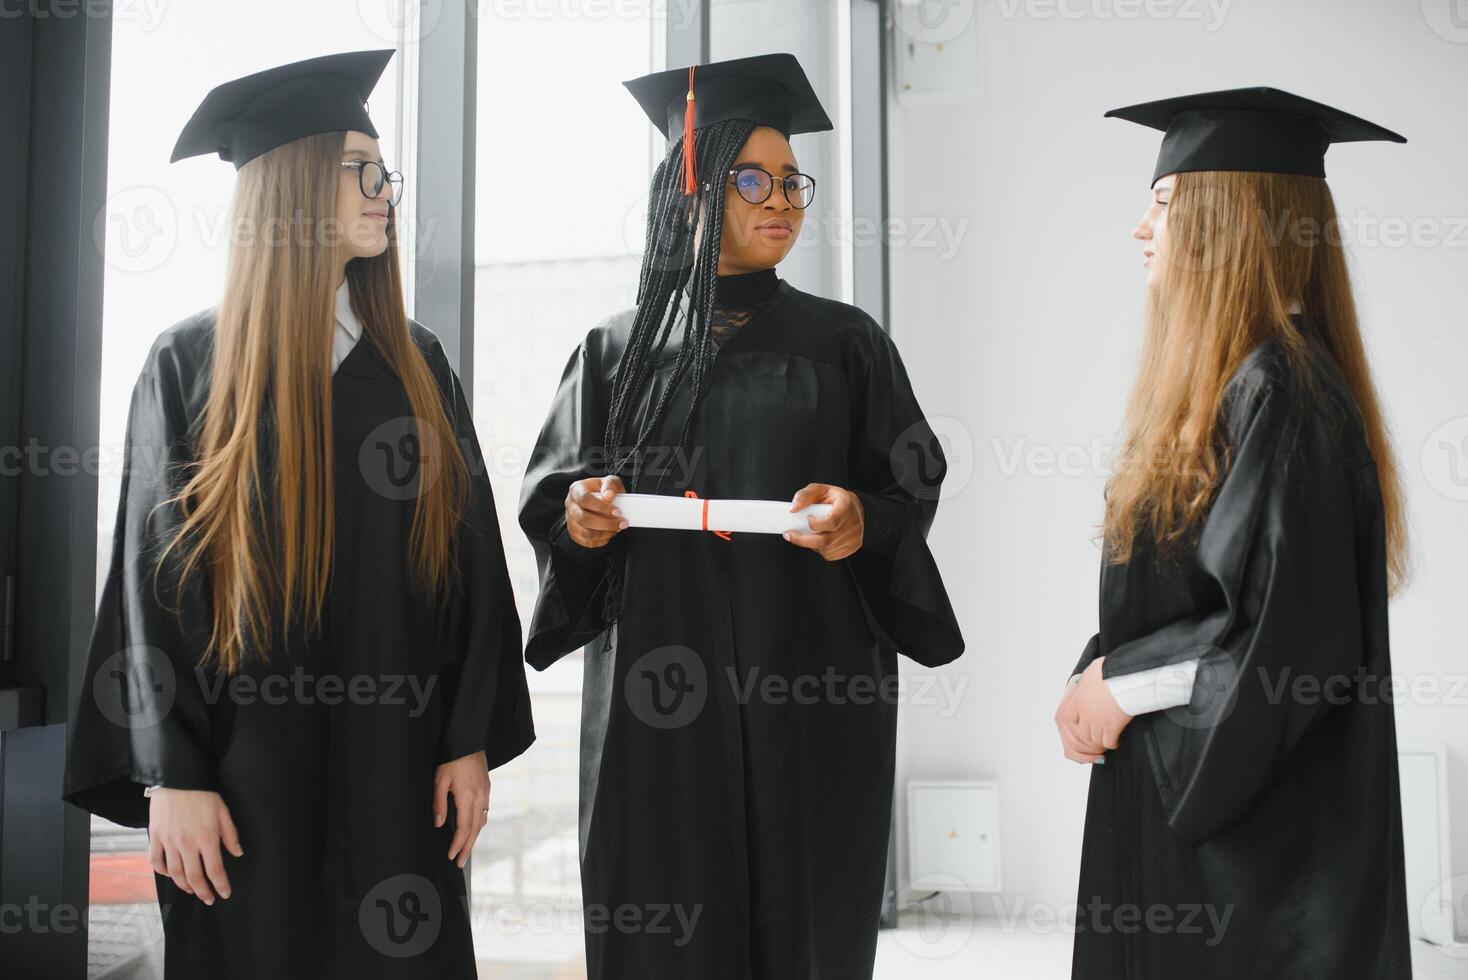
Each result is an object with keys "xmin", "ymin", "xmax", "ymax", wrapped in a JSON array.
[
  {"xmin": 93, "ymin": 8, "xmax": 404, "ymax": 975},
  {"xmin": 710, "ymin": 0, "xmax": 854, "ymax": 304},
  {"xmin": 466, "ymin": 2, "xmax": 660, "ymax": 970}
]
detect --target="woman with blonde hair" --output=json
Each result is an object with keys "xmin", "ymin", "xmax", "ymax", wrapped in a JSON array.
[
  {"xmin": 1055, "ymin": 88, "xmax": 1412, "ymax": 978},
  {"xmin": 64, "ymin": 50, "xmax": 534, "ymax": 978}
]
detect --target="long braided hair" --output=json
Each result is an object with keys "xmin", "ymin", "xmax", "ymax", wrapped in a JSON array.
[{"xmin": 596, "ymin": 117, "xmax": 759, "ymax": 645}]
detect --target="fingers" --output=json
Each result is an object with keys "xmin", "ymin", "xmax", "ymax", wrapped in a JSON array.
[
  {"xmin": 788, "ymin": 482, "xmax": 826, "ymax": 512},
  {"xmin": 149, "ymin": 835, "xmax": 168, "ymax": 877},
  {"xmin": 790, "ymin": 483, "xmax": 845, "ymax": 530},
  {"xmin": 783, "ymin": 527, "xmax": 860, "ymax": 562},
  {"xmin": 805, "ymin": 490, "xmax": 849, "ymax": 534},
  {"xmin": 1055, "ymin": 700, "xmax": 1105, "ymax": 763},
  {"xmin": 181, "ymin": 848, "xmax": 216, "ymax": 905},
  {"xmin": 783, "ymin": 529, "xmax": 825, "ymax": 552},
  {"xmin": 568, "ymin": 478, "xmax": 629, "ymax": 544},
  {"xmin": 457, "ymin": 793, "xmax": 489, "ymax": 869},
  {"xmin": 217, "ymin": 804, "xmax": 244, "ymax": 859},
  {"xmin": 806, "ymin": 508, "xmax": 837, "ymax": 533},
  {"xmin": 446, "ymin": 807, "xmax": 470, "ymax": 866},
  {"xmin": 201, "ymin": 839, "xmax": 232, "ymax": 901},
  {"xmin": 1059, "ymin": 724, "xmax": 1105, "ymax": 763},
  {"xmin": 569, "ymin": 491, "xmax": 622, "ymax": 529},
  {"xmin": 1061, "ymin": 734, "xmax": 1096, "ymax": 764},
  {"xmin": 165, "ymin": 845, "xmax": 193, "ymax": 896},
  {"xmin": 460, "ymin": 781, "xmax": 490, "ymax": 862},
  {"xmin": 446, "ymin": 787, "xmax": 488, "ymax": 868},
  {"xmin": 433, "ymin": 771, "xmax": 450, "ymax": 829}
]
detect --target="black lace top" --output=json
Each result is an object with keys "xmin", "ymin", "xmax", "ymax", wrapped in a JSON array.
[{"xmin": 708, "ymin": 267, "xmax": 780, "ymax": 349}]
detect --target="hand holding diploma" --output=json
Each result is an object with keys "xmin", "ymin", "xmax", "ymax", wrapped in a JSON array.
[
  {"xmin": 1054, "ymin": 657, "xmax": 1132, "ymax": 765},
  {"xmin": 563, "ymin": 478, "xmax": 861, "ymax": 559},
  {"xmin": 563, "ymin": 475, "xmax": 630, "ymax": 549},
  {"xmin": 782, "ymin": 483, "xmax": 866, "ymax": 561}
]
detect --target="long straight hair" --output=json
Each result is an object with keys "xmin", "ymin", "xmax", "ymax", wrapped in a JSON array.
[
  {"xmin": 1103, "ymin": 170, "xmax": 1408, "ymax": 594},
  {"xmin": 163, "ymin": 131, "xmax": 468, "ymax": 674}
]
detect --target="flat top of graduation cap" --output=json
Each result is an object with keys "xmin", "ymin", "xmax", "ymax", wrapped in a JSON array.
[
  {"xmin": 1105, "ymin": 87, "xmax": 1406, "ymax": 186},
  {"xmin": 171, "ymin": 49, "xmax": 394, "ymax": 170},
  {"xmin": 623, "ymin": 52, "xmax": 833, "ymax": 142}
]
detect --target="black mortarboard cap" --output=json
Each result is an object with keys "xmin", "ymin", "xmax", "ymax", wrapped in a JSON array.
[
  {"xmin": 623, "ymin": 52, "xmax": 833, "ymax": 143},
  {"xmin": 1105, "ymin": 87, "xmax": 1406, "ymax": 187},
  {"xmin": 171, "ymin": 49, "xmax": 395, "ymax": 169}
]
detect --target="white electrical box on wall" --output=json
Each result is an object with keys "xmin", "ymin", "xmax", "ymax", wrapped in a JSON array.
[
  {"xmin": 907, "ymin": 779, "xmax": 1001, "ymax": 893},
  {"xmin": 891, "ymin": 0, "xmax": 982, "ymax": 103}
]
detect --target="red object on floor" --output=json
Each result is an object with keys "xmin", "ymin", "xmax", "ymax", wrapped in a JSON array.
[{"xmin": 90, "ymin": 855, "xmax": 157, "ymax": 905}]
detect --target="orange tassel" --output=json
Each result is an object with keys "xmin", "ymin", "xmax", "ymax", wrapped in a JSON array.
[{"xmin": 681, "ymin": 65, "xmax": 698, "ymax": 196}]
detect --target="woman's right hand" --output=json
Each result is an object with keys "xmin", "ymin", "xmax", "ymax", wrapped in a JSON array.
[
  {"xmin": 563, "ymin": 475, "xmax": 628, "ymax": 549},
  {"xmin": 147, "ymin": 788, "xmax": 244, "ymax": 905}
]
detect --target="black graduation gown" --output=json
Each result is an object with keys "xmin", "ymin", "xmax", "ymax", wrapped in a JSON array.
[
  {"xmin": 63, "ymin": 310, "xmax": 536, "ymax": 979},
  {"xmin": 1070, "ymin": 336, "xmax": 1411, "ymax": 978},
  {"xmin": 518, "ymin": 275, "xmax": 965, "ymax": 979}
]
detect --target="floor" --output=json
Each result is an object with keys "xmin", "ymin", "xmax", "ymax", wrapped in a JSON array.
[
  {"xmin": 471, "ymin": 909, "xmax": 1468, "ymax": 979},
  {"xmin": 89, "ymin": 901, "xmax": 1468, "ymax": 978}
]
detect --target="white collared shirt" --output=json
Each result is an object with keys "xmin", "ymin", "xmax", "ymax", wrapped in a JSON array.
[{"xmin": 333, "ymin": 278, "xmax": 363, "ymax": 374}]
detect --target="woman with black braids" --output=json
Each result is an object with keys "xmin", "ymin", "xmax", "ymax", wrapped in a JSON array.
[{"xmin": 519, "ymin": 53, "xmax": 965, "ymax": 978}]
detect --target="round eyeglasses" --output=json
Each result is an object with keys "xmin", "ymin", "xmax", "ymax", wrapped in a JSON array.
[
  {"xmin": 727, "ymin": 166, "xmax": 816, "ymax": 209},
  {"xmin": 341, "ymin": 160, "xmax": 404, "ymax": 208}
]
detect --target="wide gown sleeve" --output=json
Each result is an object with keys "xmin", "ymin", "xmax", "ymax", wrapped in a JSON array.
[
  {"xmin": 517, "ymin": 339, "xmax": 619, "ymax": 671},
  {"xmin": 62, "ymin": 368, "xmax": 219, "ymax": 829},
  {"xmin": 1100, "ymin": 371, "xmax": 1368, "ymax": 844},
  {"xmin": 434, "ymin": 365, "xmax": 537, "ymax": 770},
  {"xmin": 844, "ymin": 327, "xmax": 965, "ymax": 669}
]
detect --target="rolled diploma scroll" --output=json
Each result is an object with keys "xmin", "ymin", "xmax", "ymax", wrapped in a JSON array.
[{"xmin": 611, "ymin": 493, "xmax": 833, "ymax": 534}]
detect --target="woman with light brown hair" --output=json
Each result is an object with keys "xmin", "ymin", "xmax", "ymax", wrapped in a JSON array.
[
  {"xmin": 1054, "ymin": 89, "xmax": 1412, "ymax": 977},
  {"xmin": 63, "ymin": 51, "xmax": 534, "ymax": 978}
]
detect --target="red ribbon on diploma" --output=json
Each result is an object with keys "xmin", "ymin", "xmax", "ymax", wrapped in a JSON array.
[{"xmin": 684, "ymin": 489, "xmax": 732, "ymax": 541}]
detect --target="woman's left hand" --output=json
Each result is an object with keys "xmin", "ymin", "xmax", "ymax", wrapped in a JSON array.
[
  {"xmin": 433, "ymin": 750, "xmax": 490, "ymax": 868},
  {"xmin": 1057, "ymin": 657, "xmax": 1134, "ymax": 759},
  {"xmin": 783, "ymin": 483, "xmax": 865, "ymax": 561}
]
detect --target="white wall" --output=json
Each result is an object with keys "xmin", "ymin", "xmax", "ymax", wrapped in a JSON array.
[{"xmin": 886, "ymin": 0, "xmax": 1468, "ymax": 939}]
